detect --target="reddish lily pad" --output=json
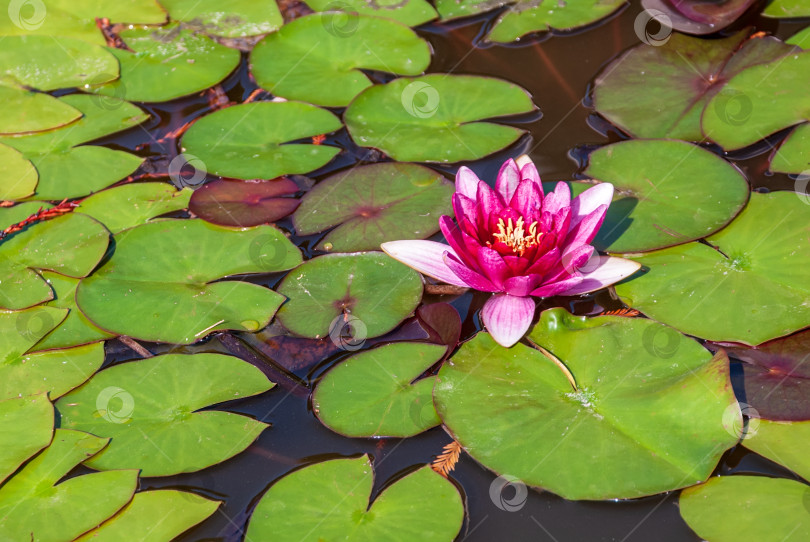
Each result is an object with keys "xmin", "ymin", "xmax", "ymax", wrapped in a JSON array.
[
  {"xmin": 593, "ymin": 30, "xmax": 796, "ymax": 141},
  {"xmin": 189, "ymin": 178, "xmax": 300, "ymax": 227},
  {"xmin": 416, "ymin": 303, "xmax": 462, "ymax": 353},
  {"xmin": 293, "ymin": 163, "xmax": 453, "ymax": 252},
  {"xmin": 640, "ymin": 0, "xmax": 758, "ymax": 34}
]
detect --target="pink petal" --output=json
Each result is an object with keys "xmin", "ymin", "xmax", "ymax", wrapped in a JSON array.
[
  {"xmin": 559, "ymin": 256, "xmax": 642, "ymax": 296},
  {"xmin": 519, "ymin": 160, "xmax": 542, "ymax": 195},
  {"xmin": 481, "ymin": 294, "xmax": 536, "ymax": 347},
  {"xmin": 452, "ymin": 193, "xmax": 479, "ymax": 231},
  {"xmin": 381, "ymin": 240, "xmax": 468, "ymax": 287},
  {"xmin": 558, "ymin": 244, "xmax": 595, "ymax": 279},
  {"xmin": 504, "ymin": 275, "xmax": 543, "ymax": 296},
  {"xmin": 440, "ymin": 215, "xmax": 480, "ymax": 269},
  {"xmin": 476, "ymin": 246, "xmax": 511, "ymax": 290},
  {"xmin": 571, "ymin": 183, "xmax": 613, "ymax": 225},
  {"xmin": 542, "ymin": 182, "xmax": 571, "ymax": 215},
  {"xmin": 509, "ymin": 179, "xmax": 542, "ymax": 224},
  {"xmin": 565, "ymin": 204, "xmax": 608, "ymax": 247},
  {"xmin": 455, "ymin": 167, "xmax": 480, "ymax": 199},
  {"xmin": 530, "ymin": 276, "xmax": 584, "ymax": 297},
  {"xmin": 496, "ymin": 159, "xmax": 520, "ymax": 202},
  {"xmin": 445, "ymin": 253, "xmax": 500, "ymax": 292},
  {"xmin": 476, "ymin": 181, "xmax": 505, "ymax": 226},
  {"xmin": 525, "ymin": 246, "xmax": 560, "ymax": 276}
]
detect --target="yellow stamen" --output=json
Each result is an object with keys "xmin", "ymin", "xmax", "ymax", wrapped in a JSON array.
[{"xmin": 491, "ymin": 217, "xmax": 541, "ymax": 256}]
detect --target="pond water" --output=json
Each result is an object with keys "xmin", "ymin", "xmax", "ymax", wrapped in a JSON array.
[{"xmin": 63, "ymin": 2, "xmax": 808, "ymax": 540}]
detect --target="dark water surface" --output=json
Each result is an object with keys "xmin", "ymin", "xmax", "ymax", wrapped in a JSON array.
[{"xmin": 82, "ymin": 2, "xmax": 810, "ymax": 540}]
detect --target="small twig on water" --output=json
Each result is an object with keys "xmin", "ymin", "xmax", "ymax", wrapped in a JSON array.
[{"xmin": 118, "ymin": 336, "xmax": 154, "ymax": 358}]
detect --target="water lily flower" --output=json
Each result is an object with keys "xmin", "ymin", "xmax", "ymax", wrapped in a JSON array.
[{"xmin": 381, "ymin": 156, "xmax": 641, "ymax": 348}]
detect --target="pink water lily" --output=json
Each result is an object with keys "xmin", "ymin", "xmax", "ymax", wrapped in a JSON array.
[{"xmin": 381, "ymin": 156, "xmax": 641, "ymax": 348}]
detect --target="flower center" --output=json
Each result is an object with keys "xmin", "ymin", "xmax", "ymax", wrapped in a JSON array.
[{"xmin": 491, "ymin": 217, "xmax": 541, "ymax": 256}]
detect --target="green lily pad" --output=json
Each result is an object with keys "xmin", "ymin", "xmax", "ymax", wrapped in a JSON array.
[
  {"xmin": 0, "ymin": 212, "xmax": 110, "ymax": 310},
  {"xmin": 584, "ymin": 139, "xmax": 750, "ymax": 252},
  {"xmin": 251, "ymin": 14, "xmax": 430, "ymax": 107},
  {"xmin": 181, "ymin": 101, "xmax": 342, "ymax": 180},
  {"xmin": 56, "ymin": 353, "xmax": 274, "ymax": 476},
  {"xmin": 88, "ymin": 24, "xmax": 240, "ymax": 103},
  {"xmin": 34, "ymin": 272, "xmax": 116, "ymax": 351},
  {"xmin": 78, "ymin": 183, "xmax": 193, "ymax": 233},
  {"xmin": 313, "ymin": 342, "xmax": 444, "ymax": 437},
  {"xmin": 787, "ymin": 26, "xmax": 810, "ymax": 49},
  {"xmin": 0, "ymin": 36, "xmax": 118, "ymax": 91},
  {"xmin": 771, "ymin": 123, "xmax": 810, "ymax": 174},
  {"xmin": 593, "ymin": 31, "xmax": 796, "ymax": 141},
  {"xmin": 246, "ymin": 456, "xmax": 464, "ymax": 541},
  {"xmin": 0, "ymin": 83, "xmax": 82, "ymax": 134},
  {"xmin": 615, "ymin": 192, "xmax": 810, "ymax": 345},
  {"xmin": 434, "ymin": 308, "xmax": 739, "ymax": 500},
  {"xmin": 304, "ymin": 0, "xmax": 437, "ymax": 27},
  {"xmin": 293, "ymin": 163, "xmax": 453, "ymax": 252},
  {"xmin": 160, "ymin": 0, "xmax": 282, "ymax": 37},
  {"xmin": 0, "ymin": 202, "xmax": 50, "ymax": 230},
  {"xmin": 680, "ymin": 476, "xmax": 810, "ymax": 542},
  {"xmin": 76, "ymin": 219, "xmax": 302, "ymax": 344},
  {"xmin": 703, "ymin": 49, "xmax": 810, "ymax": 150},
  {"xmin": 75, "ymin": 490, "xmax": 219, "ymax": 542},
  {"xmin": 0, "ymin": 394, "xmax": 52, "ymax": 485},
  {"xmin": 437, "ymin": 0, "xmax": 625, "ymax": 43},
  {"xmin": 276, "ymin": 252, "xmax": 423, "ymax": 339},
  {"xmin": 345, "ymin": 74, "xmax": 535, "ymax": 163},
  {"xmin": 763, "ymin": 0, "xmax": 810, "ymax": 17},
  {"xmin": 0, "ymin": 0, "xmax": 166, "ymax": 45},
  {"xmin": 0, "ymin": 429, "xmax": 139, "ymax": 542},
  {"xmin": 0, "ymin": 143, "xmax": 37, "ymax": 200},
  {"xmin": 744, "ymin": 420, "xmax": 810, "ymax": 481},
  {"xmin": 0, "ymin": 94, "xmax": 148, "ymax": 200}
]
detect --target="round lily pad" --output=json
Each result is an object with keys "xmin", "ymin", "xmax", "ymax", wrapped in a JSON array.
[
  {"xmin": 293, "ymin": 162, "xmax": 453, "ymax": 252},
  {"xmin": 89, "ymin": 24, "xmax": 240, "ymax": 103},
  {"xmin": 76, "ymin": 219, "xmax": 302, "ymax": 344},
  {"xmin": 680, "ymin": 476, "xmax": 810, "ymax": 542},
  {"xmin": 245, "ymin": 456, "xmax": 464, "ymax": 542},
  {"xmin": 771, "ymin": 123, "xmax": 810, "ymax": 175},
  {"xmin": 78, "ymin": 183, "xmax": 192, "ymax": 233},
  {"xmin": 303, "ymin": 0, "xmax": 437, "ymax": 27},
  {"xmin": 251, "ymin": 14, "xmax": 430, "ymax": 107},
  {"xmin": 434, "ymin": 308, "xmax": 739, "ymax": 500},
  {"xmin": 189, "ymin": 178, "xmax": 299, "ymax": 227},
  {"xmin": 276, "ymin": 252, "xmax": 423, "ymax": 339},
  {"xmin": 313, "ymin": 342, "xmax": 445, "ymax": 437},
  {"xmin": 181, "ymin": 101, "xmax": 342, "ymax": 180},
  {"xmin": 0, "ymin": 143, "xmax": 37, "ymax": 200},
  {"xmin": 0, "ymin": 394, "xmax": 52, "ymax": 485},
  {"xmin": 615, "ymin": 192, "xmax": 810, "ymax": 345},
  {"xmin": 75, "ymin": 490, "xmax": 219, "ymax": 542},
  {"xmin": 344, "ymin": 74, "xmax": 536, "ymax": 163},
  {"xmin": 0, "ymin": 35, "xmax": 118, "ymax": 91},
  {"xmin": 0, "ymin": 84, "xmax": 81, "ymax": 134},
  {"xmin": 56, "ymin": 353, "xmax": 274, "ymax": 476},
  {"xmin": 159, "ymin": 0, "xmax": 282, "ymax": 37},
  {"xmin": 744, "ymin": 420, "xmax": 810, "ymax": 482},
  {"xmin": 584, "ymin": 139, "xmax": 750, "ymax": 252}
]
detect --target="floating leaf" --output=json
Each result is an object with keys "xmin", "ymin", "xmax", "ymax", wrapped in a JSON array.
[
  {"xmin": 0, "ymin": 212, "xmax": 110, "ymax": 310},
  {"xmin": 303, "ymin": 0, "xmax": 437, "ymax": 26},
  {"xmin": 436, "ymin": 0, "xmax": 624, "ymax": 42},
  {"xmin": 76, "ymin": 219, "xmax": 302, "ymax": 344},
  {"xmin": 0, "ymin": 83, "xmax": 81, "ymax": 134},
  {"xmin": 251, "ymin": 14, "xmax": 430, "ymax": 107},
  {"xmin": 703, "ymin": 49, "xmax": 810, "ymax": 150},
  {"xmin": 181, "ymin": 102, "xmax": 342, "ymax": 180},
  {"xmin": 763, "ymin": 0, "xmax": 810, "ymax": 18},
  {"xmin": 434, "ymin": 308, "xmax": 739, "ymax": 500},
  {"xmin": 771, "ymin": 123, "xmax": 810, "ymax": 175},
  {"xmin": 189, "ymin": 178, "xmax": 299, "ymax": 227},
  {"xmin": 593, "ymin": 31, "xmax": 795, "ymax": 141},
  {"xmin": 160, "ymin": 0, "xmax": 282, "ymax": 37},
  {"xmin": 245, "ymin": 456, "xmax": 464, "ymax": 541},
  {"xmin": 417, "ymin": 303, "xmax": 462, "ymax": 352},
  {"xmin": 744, "ymin": 419, "xmax": 810, "ymax": 481},
  {"xmin": 615, "ymin": 192, "xmax": 810, "ymax": 345},
  {"xmin": 0, "ymin": 429, "xmax": 138, "ymax": 542},
  {"xmin": 0, "ymin": 94, "xmax": 147, "ymax": 200},
  {"xmin": 75, "ymin": 490, "xmax": 219, "ymax": 542},
  {"xmin": 276, "ymin": 252, "xmax": 423, "ymax": 339},
  {"xmin": 0, "ymin": 394, "xmax": 52, "ymax": 485},
  {"xmin": 293, "ymin": 163, "xmax": 453, "ymax": 252},
  {"xmin": 0, "ymin": 143, "xmax": 37, "ymax": 200},
  {"xmin": 89, "ymin": 24, "xmax": 240, "ymax": 103},
  {"xmin": 639, "ymin": 0, "xmax": 758, "ymax": 34},
  {"xmin": 79, "ymin": 183, "xmax": 193, "ymax": 233},
  {"xmin": 680, "ymin": 476, "xmax": 810, "ymax": 542},
  {"xmin": 0, "ymin": 36, "xmax": 118, "ymax": 91},
  {"xmin": 313, "ymin": 342, "xmax": 445, "ymax": 437},
  {"xmin": 57, "ymin": 353, "xmax": 273, "ymax": 476},
  {"xmin": 583, "ymin": 139, "xmax": 749, "ymax": 252},
  {"xmin": 787, "ymin": 26, "xmax": 810, "ymax": 49},
  {"xmin": 345, "ymin": 74, "xmax": 535, "ymax": 163}
]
